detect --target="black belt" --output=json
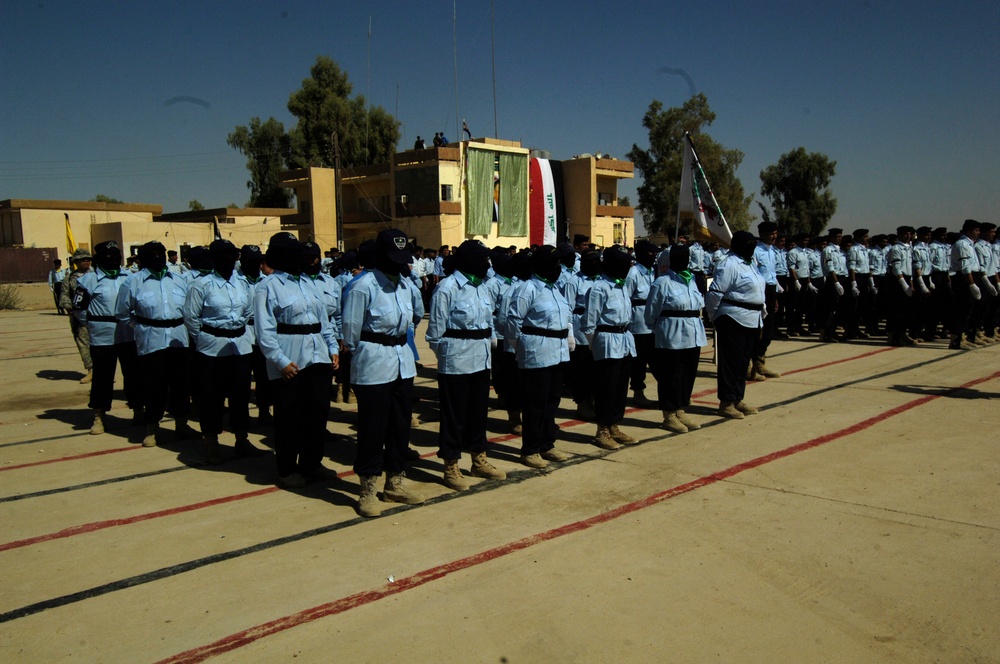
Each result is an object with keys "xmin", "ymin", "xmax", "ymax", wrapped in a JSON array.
[
  {"xmin": 202, "ymin": 324, "xmax": 247, "ymax": 338},
  {"xmin": 630, "ymin": 298, "xmax": 647, "ymax": 306},
  {"xmin": 720, "ymin": 298, "xmax": 763, "ymax": 311},
  {"xmin": 659, "ymin": 310, "xmax": 701, "ymax": 318},
  {"xmin": 88, "ymin": 314, "xmax": 117, "ymax": 323},
  {"xmin": 572, "ymin": 307, "xmax": 585, "ymax": 315},
  {"xmin": 856, "ymin": 273, "xmax": 871, "ymax": 277},
  {"xmin": 521, "ymin": 325, "xmax": 568, "ymax": 339},
  {"xmin": 443, "ymin": 328, "xmax": 492, "ymax": 339},
  {"xmin": 137, "ymin": 316, "xmax": 183, "ymax": 328},
  {"xmin": 277, "ymin": 323, "xmax": 321, "ymax": 335},
  {"xmin": 595, "ymin": 324, "xmax": 628, "ymax": 334},
  {"xmin": 360, "ymin": 331, "xmax": 407, "ymax": 346},
  {"xmin": 247, "ymin": 318, "xmax": 255, "ymax": 326}
]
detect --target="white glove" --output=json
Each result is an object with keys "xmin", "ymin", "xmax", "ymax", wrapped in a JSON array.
[
  {"xmin": 850, "ymin": 281, "xmax": 860, "ymax": 298},
  {"xmin": 916, "ymin": 277, "xmax": 929, "ymax": 294},
  {"xmin": 792, "ymin": 279, "xmax": 801, "ymax": 292},
  {"xmin": 567, "ymin": 335, "xmax": 576, "ymax": 352},
  {"xmin": 871, "ymin": 284, "xmax": 878, "ymax": 296},
  {"xmin": 899, "ymin": 277, "xmax": 913, "ymax": 297},
  {"xmin": 807, "ymin": 283, "xmax": 819, "ymax": 295},
  {"xmin": 776, "ymin": 282, "xmax": 784, "ymax": 294},
  {"xmin": 928, "ymin": 278, "xmax": 936, "ymax": 290},
  {"xmin": 970, "ymin": 283, "xmax": 982, "ymax": 300},
  {"xmin": 491, "ymin": 337, "xmax": 498, "ymax": 349},
  {"xmin": 980, "ymin": 277, "xmax": 998, "ymax": 297},
  {"xmin": 868, "ymin": 276, "xmax": 876, "ymax": 291},
  {"xmin": 834, "ymin": 282, "xmax": 845, "ymax": 297}
]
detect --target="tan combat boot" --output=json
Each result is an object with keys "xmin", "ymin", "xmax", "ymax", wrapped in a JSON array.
[
  {"xmin": 593, "ymin": 426, "xmax": 622, "ymax": 450},
  {"xmin": 718, "ymin": 402, "xmax": 745, "ymax": 420},
  {"xmin": 357, "ymin": 475, "xmax": 382, "ymax": 518},
  {"xmin": 661, "ymin": 410, "xmax": 688, "ymax": 434},
  {"xmin": 383, "ymin": 472, "xmax": 424, "ymax": 505},
  {"xmin": 676, "ymin": 409, "xmax": 701, "ymax": 431},
  {"xmin": 142, "ymin": 423, "xmax": 158, "ymax": 447},
  {"xmin": 471, "ymin": 452, "xmax": 506, "ymax": 480},
  {"xmin": 520, "ymin": 453, "xmax": 549, "ymax": 469},
  {"xmin": 442, "ymin": 459, "xmax": 470, "ymax": 490},
  {"xmin": 90, "ymin": 409, "xmax": 105, "ymax": 435},
  {"xmin": 540, "ymin": 448, "xmax": 570, "ymax": 462},
  {"xmin": 508, "ymin": 411, "xmax": 522, "ymax": 435},
  {"xmin": 735, "ymin": 401, "xmax": 759, "ymax": 415},
  {"xmin": 79, "ymin": 369, "xmax": 93, "ymax": 384},
  {"xmin": 609, "ymin": 424, "xmax": 637, "ymax": 445},
  {"xmin": 754, "ymin": 357, "xmax": 781, "ymax": 378},
  {"xmin": 747, "ymin": 361, "xmax": 766, "ymax": 381}
]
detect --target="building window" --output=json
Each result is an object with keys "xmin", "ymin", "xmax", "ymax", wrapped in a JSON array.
[
  {"xmin": 441, "ymin": 184, "xmax": 453, "ymax": 202},
  {"xmin": 613, "ymin": 223, "xmax": 623, "ymax": 245}
]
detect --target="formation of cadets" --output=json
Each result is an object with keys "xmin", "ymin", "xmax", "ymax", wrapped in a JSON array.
[{"xmin": 58, "ymin": 218, "xmax": 999, "ymax": 517}]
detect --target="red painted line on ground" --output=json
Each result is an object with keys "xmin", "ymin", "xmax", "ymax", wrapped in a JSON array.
[
  {"xmin": 157, "ymin": 367, "xmax": 1000, "ymax": 664},
  {"xmin": 0, "ymin": 446, "xmax": 140, "ymax": 472}
]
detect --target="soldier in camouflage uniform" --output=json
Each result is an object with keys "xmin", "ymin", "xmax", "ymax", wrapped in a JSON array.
[{"xmin": 60, "ymin": 248, "xmax": 94, "ymax": 383}]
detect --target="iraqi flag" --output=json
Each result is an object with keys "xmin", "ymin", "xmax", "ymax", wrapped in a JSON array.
[
  {"xmin": 678, "ymin": 133, "xmax": 733, "ymax": 246},
  {"xmin": 529, "ymin": 158, "xmax": 564, "ymax": 246}
]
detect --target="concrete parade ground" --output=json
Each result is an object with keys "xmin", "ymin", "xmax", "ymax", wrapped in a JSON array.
[{"xmin": 1, "ymin": 308, "xmax": 998, "ymax": 663}]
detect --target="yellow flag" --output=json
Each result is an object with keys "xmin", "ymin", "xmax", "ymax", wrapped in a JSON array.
[{"xmin": 65, "ymin": 214, "xmax": 78, "ymax": 255}]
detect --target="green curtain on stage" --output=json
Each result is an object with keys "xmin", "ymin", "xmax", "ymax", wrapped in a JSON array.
[
  {"xmin": 465, "ymin": 149, "xmax": 494, "ymax": 236},
  {"xmin": 498, "ymin": 152, "xmax": 527, "ymax": 237}
]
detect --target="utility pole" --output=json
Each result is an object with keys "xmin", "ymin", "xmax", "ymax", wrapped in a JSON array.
[{"xmin": 333, "ymin": 131, "xmax": 344, "ymax": 251}]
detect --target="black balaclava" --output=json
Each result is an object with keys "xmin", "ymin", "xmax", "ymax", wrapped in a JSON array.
[
  {"xmin": 209, "ymin": 240, "xmax": 239, "ymax": 279},
  {"xmin": 240, "ymin": 245, "xmax": 262, "ymax": 279},
  {"xmin": 635, "ymin": 240, "xmax": 657, "ymax": 269},
  {"xmin": 93, "ymin": 241, "xmax": 123, "ymax": 275},
  {"xmin": 454, "ymin": 240, "xmax": 490, "ymax": 281},
  {"xmin": 730, "ymin": 231, "xmax": 756, "ymax": 262},
  {"xmin": 265, "ymin": 232, "xmax": 303, "ymax": 275},
  {"xmin": 669, "ymin": 244, "xmax": 691, "ymax": 276},
  {"xmin": 602, "ymin": 246, "xmax": 631, "ymax": 282},
  {"xmin": 492, "ymin": 252, "xmax": 515, "ymax": 280},
  {"xmin": 140, "ymin": 241, "xmax": 167, "ymax": 273},
  {"xmin": 441, "ymin": 254, "xmax": 456, "ymax": 277},
  {"xmin": 338, "ymin": 251, "xmax": 360, "ymax": 273},
  {"xmin": 356, "ymin": 240, "xmax": 376, "ymax": 270},
  {"xmin": 301, "ymin": 241, "xmax": 323, "ymax": 277},
  {"xmin": 531, "ymin": 245, "xmax": 563, "ymax": 284},
  {"xmin": 188, "ymin": 246, "xmax": 212, "ymax": 275},
  {"xmin": 580, "ymin": 249, "xmax": 602, "ymax": 278},
  {"xmin": 557, "ymin": 242, "xmax": 576, "ymax": 269},
  {"xmin": 512, "ymin": 252, "xmax": 533, "ymax": 281}
]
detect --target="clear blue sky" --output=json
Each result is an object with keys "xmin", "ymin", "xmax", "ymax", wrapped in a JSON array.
[{"xmin": 2, "ymin": 0, "xmax": 998, "ymax": 236}]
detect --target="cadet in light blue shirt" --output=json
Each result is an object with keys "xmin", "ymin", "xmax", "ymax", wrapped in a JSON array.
[
  {"xmin": 236, "ymin": 244, "xmax": 273, "ymax": 423},
  {"xmin": 624, "ymin": 240, "xmax": 658, "ymax": 406},
  {"xmin": 645, "ymin": 244, "xmax": 706, "ymax": 433},
  {"xmin": 115, "ymin": 241, "xmax": 194, "ymax": 447},
  {"xmin": 562, "ymin": 249, "xmax": 601, "ymax": 420},
  {"xmin": 341, "ymin": 229, "xmax": 425, "ymax": 517},
  {"xmin": 426, "ymin": 241, "xmax": 505, "ymax": 488},
  {"xmin": 77, "ymin": 241, "xmax": 140, "ymax": 434},
  {"xmin": 581, "ymin": 247, "xmax": 637, "ymax": 449},
  {"xmin": 184, "ymin": 240, "xmax": 264, "ymax": 463},
  {"xmin": 490, "ymin": 252, "xmax": 527, "ymax": 434},
  {"xmin": 504, "ymin": 245, "xmax": 572, "ymax": 467},
  {"xmin": 254, "ymin": 233, "xmax": 339, "ymax": 489}
]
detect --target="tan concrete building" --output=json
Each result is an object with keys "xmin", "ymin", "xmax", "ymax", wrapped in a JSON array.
[
  {"xmin": 152, "ymin": 207, "xmax": 301, "ymax": 260},
  {"xmin": 279, "ymin": 138, "xmax": 635, "ymax": 252}
]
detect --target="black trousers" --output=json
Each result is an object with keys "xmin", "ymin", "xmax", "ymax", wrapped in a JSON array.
[
  {"xmin": 437, "ymin": 370, "xmax": 490, "ymax": 460},
  {"xmin": 845, "ymin": 276, "xmax": 872, "ymax": 336},
  {"xmin": 594, "ymin": 356, "xmax": 632, "ymax": 427},
  {"xmin": 271, "ymin": 362, "xmax": 332, "ymax": 477},
  {"xmin": 819, "ymin": 277, "xmax": 843, "ymax": 337},
  {"xmin": 715, "ymin": 315, "xmax": 757, "ymax": 404},
  {"xmin": 53, "ymin": 283, "xmax": 64, "ymax": 312},
  {"xmin": 568, "ymin": 344, "xmax": 595, "ymax": 406},
  {"xmin": 491, "ymin": 347, "xmax": 521, "ymax": 412},
  {"xmin": 629, "ymin": 333, "xmax": 655, "ymax": 392},
  {"xmin": 885, "ymin": 278, "xmax": 912, "ymax": 339},
  {"xmin": 650, "ymin": 347, "xmax": 700, "ymax": 412},
  {"xmin": 520, "ymin": 364, "xmax": 562, "ymax": 455},
  {"xmin": 250, "ymin": 345, "xmax": 272, "ymax": 412},
  {"xmin": 756, "ymin": 284, "xmax": 778, "ymax": 358},
  {"xmin": 198, "ymin": 353, "xmax": 252, "ymax": 437},
  {"xmin": 353, "ymin": 376, "xmax": 413, "ymax": 477},
  {"xmin": 138, "ymin": 346, "xmax": 190, "ymax": 425},
  {"xmin": 88, "ymin": 342, "xmax": 140, "ymax": 411},
  {"xmin": 949, "ymin": 279, "xmax": 976, "ymax": 339},
  {"xmin": 927, "ymin": 273, "xmax": 952, "ymax": 336}
]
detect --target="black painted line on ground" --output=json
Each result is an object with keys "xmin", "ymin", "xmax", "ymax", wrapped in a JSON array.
[{"xmin": 0, "ymin": 466, "xmax": 189, "ymax": 504}]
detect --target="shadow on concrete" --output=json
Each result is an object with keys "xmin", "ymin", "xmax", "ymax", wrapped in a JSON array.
[
  {"xmin": 36, "ymin": 369, "xmax": 86, "ymax": 382},
  {"xmin": 890, "ymin": 384, "xmax": 1000, "ymax": 400}
]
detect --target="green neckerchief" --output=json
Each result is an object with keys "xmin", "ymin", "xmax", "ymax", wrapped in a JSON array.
[
  {"xmin": 613, "ymin": 278, "xmax": 625, "ymax": 288},
  {"xmin": 244, "ymin": 274, "xmax": 262, "ymax": 284},
  {"xmin": 678, "ymin": 269, "xmax": 693, "ymax": 284},
  {"xmin": 148, "ymin": 267, "xmax": 168, "ymax": 280},
  {"xmin": 212, "ymin": 270, "xmax": 234, "ymax": 281},
  {"xmin": 306, "ymin": 273, "xmax": 321, "ymax": 280},
  {"xmin": 385, "ymin": 272, "xmax": 400, "ymax": 285},
  {"xmin": 460, "ymin": 271, "xmax": 482, "ymax": 287},
  {"xmin": 198, "ymin": 269, "xmax": 212, "ymax": 277},
  {"xmin": 498, "ymin": 275, "xmax": 512, "ymax": 285},
  {"xmin": 534, "ymin": 273, "xmax": 555, "ymax": 287},
  {"xmin": 100, "ymin": 267, "xmax": 121, "ymax": 279}
]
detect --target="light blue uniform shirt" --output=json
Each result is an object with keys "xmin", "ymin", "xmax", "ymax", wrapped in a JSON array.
[
  {"xmin": 505, "ymin": 276, "xmax": 571, "ymax": 369},
  {"xmin": 184, "ymin": 271, "xmax": 254, "ymax": 357},
  {"xmin": 115, "ymin": 269, "xmax": 190, "ymax": 356},
  {"xmin": 847, "ymin": 244, "xmax": 871, "ymax": 275},
  {"xmin": 929, "ymin": 241, "xmax": 951, "ymax": 273},
  {"xmin": 754, "ymin": 241, "xmax": 778, "ymax": 285},
  {"xmin": 974, "ymin": 239, "xmax": 995, "ymax": 275},
  {"xmin": 706, "ymin": 254, "xmax": 765, "ymax": 329},
  {"xmin": 808, "ymin": 248, "xmax": 824, "ymax": 279},
  {"xmin": 822, "ymin": 244, "xmax": 848, "ymax": 277},
  {"xmin": 78, "ymin": 268, "xmax": 132, "ymax": 346},
  {"xmin": 485, "ymin": 274, "xmax": 512, "ymax": 341},
  {"xmin": 644, "ymin": 271, "xmax": 707, "ymax": 350},
  {"xmin": 253, "ymin": 270, "xmax": 338, "ymax": 380},
  {"xmin": 688, "ymin": 243, "xmax": 706, "ymax": 272},
  {"xmin": 556, "ymin": 265, "xmax": 575, "ymax": 296},
  {"xmin": 581, "ymin": 275, "xmax": 637, "ymax": 361},
  {"xmin": 497, "ymin": 277, "xmax": 524, "ymax": 354},
  {"xmin": 48, "ymin": 268, "xmax": 66, "ymax": 290},
  {"xmin": 787, "ymin": 247, "xmax": 809, "ymax": 278},
  {"xmin": 950, "ymin": 236, "xmax": 979, "ymax": 274},
  {"xmin": 342, "ymin": 269, "xmax": 420, "ymax": 385},
  {"xmin": 869, "ymin": 247, "xmax": 887, "ymax": 276},
  {"xmin": 426, "ymin": 271, "xmax": 494, "ymax": 375},
  {"xmin": 563, "ymin": 272, "xmax": 597, "ymax": 347},
  {"xmin": 888, "ymin": 242, "xmax": 913, "ymax": 278},
  {"xmin": 912, "ymin": 242, "xmax": 931, "ymax": 276},
  {"xmin": 775, "ymin": 248, "xmax": 789, "ymax": 277},
  {"xmin": 624, "ymin": 263, "xmax": 655, "ymax": 335},
  {"xmin": 304, "ymin": 272, "xmax": 342, "ymax": 340}
]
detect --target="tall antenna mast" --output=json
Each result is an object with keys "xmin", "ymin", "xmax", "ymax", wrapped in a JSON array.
[
  {"xmin": 366, "ymin": 16, "xmax": 372, "ymax": 165},
  {"xmin": 491, "ymin": 0, "xmax": 498, "ymax": 138},
  {"xmin": 453, "ymin": 0, "xmax": 460, "ymax": 143}
]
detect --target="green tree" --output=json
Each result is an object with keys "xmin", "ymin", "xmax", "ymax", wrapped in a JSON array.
[
  {"xmin": 285, "ymin": 56, "xmax": 401, "ymax": 168},
  {"xmin": 759, "ymin": 147, "xmax": 837, "ymax": 236},
  {"xmin": 91, "ymin": 194, "xmax": 124, "ymax": 204},
  {"xmin": 188, "ymin": 199, "xmax": 205, "ymax": 211},
  {"xmin": 627, "ymin": 94, "xmax": 753, "ymax": 237},
  {"xmin": 227, "ymin": 117, "xmax": 292, "ymax": 208}
]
